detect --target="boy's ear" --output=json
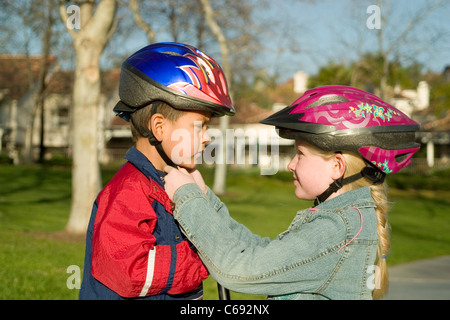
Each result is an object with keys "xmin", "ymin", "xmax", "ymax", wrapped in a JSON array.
[
  {"xmin": 331, "ymin": 153, "xmax": 346, "ymax": 179},
  {"xmin": 149, "ymin": 113, "xmax": 166, "ymax": 142}
]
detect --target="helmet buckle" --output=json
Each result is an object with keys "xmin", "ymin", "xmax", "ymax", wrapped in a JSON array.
[{"xmin": 361, "ymin": 166, "xmax": 386, "ymax": 184}]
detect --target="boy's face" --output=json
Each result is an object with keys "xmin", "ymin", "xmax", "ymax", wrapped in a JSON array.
[{"xmin": 162, "ymin": 110, "xmax": 211, "ymax": 169}]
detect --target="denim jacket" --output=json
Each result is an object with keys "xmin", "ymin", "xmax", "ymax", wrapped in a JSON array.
[{"xmin": 173, "ymin": 184, "xmax": 379, "ymax": 300}]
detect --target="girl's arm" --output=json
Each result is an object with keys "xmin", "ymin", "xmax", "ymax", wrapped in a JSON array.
[{"xmin": 172, "ymin": 183, "xmax": 346, "ymax": 296}]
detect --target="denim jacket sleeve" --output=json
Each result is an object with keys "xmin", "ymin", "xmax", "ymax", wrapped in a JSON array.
[{"xmin": 173, "ymin": 184, "xmax": 348, "ymax": 296}]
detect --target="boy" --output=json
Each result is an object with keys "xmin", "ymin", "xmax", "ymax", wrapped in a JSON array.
[{"xmin": 79, "ymin": 42, "xmax": 234, "ymax": 299}]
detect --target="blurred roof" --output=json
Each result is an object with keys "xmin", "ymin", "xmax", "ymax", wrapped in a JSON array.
[
  {"xmin": 0, "ymin": 54, "xmax": 120, "ymax": 101},
  {"xmin": 0, "ymin": 54, "xmax": 56, "ymax": 100}
]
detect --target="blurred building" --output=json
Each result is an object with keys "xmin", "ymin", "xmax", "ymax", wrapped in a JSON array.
[
  {"xmin": 1, "ymin": 57, "xmax": 448, "ymax": 172},
  {"xmin": 0, "ymin": 54, "xmax": 121, "ymax": 164}
]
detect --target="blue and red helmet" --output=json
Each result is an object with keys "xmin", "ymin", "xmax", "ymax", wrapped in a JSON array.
[{"xmin": 113, "ymin": 42, "xmax": 235, "ymax": 120}]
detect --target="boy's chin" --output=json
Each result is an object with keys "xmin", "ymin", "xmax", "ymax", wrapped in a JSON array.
[{"xmin": 175, "ymin": 161, "xmax": 197, "ymax": 170}]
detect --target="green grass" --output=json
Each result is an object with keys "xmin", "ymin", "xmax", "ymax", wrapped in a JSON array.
[
  {"xmin": 0, "ymin": 164, "xmax": 449, "ymax": 299},
  {"xmin": 0, "ymin": 165, "xmax": 82, "ymax": 299},
  {"xmin": 387, "ymin": 189, "xmax": 450, "ymax": 264}
]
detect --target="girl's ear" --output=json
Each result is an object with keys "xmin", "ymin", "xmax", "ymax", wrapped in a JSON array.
[
  {"xmin": 331, "ymin": 153, "xmax": 346, "ymax": 179},
  {"xmin": 149, "ymin": 113, "xmax": 165, "ymax": 143}
]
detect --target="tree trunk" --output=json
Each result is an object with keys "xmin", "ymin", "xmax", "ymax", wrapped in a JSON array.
[
  {"xmin": 65, "ymin": 40, "xmax": 103, "ymax": 234},
  {"xmin": 199, "ymin": 0, "xmax": 232, "ymax": 195},
  {"xmin": 61, "ymin": 0, "xmax": 117, "ymax": 234}
]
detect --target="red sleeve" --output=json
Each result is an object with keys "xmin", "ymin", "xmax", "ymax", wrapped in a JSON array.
[{"xmin": 90, "ymin": 167, "xmax": 207, "ymax": 298}]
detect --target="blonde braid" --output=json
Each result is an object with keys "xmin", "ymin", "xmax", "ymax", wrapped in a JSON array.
[
  {"xmin": 341, "ymin": 153, "xmax": 390, "ymax": 299},
  {"xmin": 370, "ymin": 182, "xmax": 390, "ymax": 299}
]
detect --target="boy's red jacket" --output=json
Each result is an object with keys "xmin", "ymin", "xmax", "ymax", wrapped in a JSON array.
[{"xmin": 79, "ymin": 147, "xmax": 208, "ymax": 299}]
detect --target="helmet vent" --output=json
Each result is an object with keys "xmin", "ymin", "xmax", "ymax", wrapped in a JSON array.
[
  {"xmin": 305, "ymin": 95, "xmax": 349, "ymax": 109},
  {"xmin": 395, "ymin": 152, "xmax": 411, "ymax": 163},
  {"xmin": 163, "ymin": 51, "xmax": 183, "ymax": 56}
]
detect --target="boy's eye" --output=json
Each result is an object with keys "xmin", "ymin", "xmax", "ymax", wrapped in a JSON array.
[{"xmin": 194, "ymin": 123, "xmax": 206, "ymax": 134}]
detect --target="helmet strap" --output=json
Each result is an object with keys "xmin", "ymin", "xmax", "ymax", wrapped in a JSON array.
[
  {"xmin": 314, "ymin": 165, "xmax": 385, "ymax": 206},
  {"xmin": 151, "ymin": 140, "xmax": 177, "ymax": 168},
  {"xmin": 145, "ymin": 102, "xmax": 177, "ymax": 168}
]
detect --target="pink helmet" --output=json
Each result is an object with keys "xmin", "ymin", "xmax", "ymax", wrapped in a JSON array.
[{"xmin": 261, "ymin": 85, "xmax": 420, "ymax": 175}]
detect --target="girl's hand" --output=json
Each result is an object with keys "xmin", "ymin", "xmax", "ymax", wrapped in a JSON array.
[
  {"xmin": 164, "ymin": 167, "xmax": 206, "ymax": 200},
  {"xmin": 188, "ymin": 169, "xmax": 207, "ymax": 194}
]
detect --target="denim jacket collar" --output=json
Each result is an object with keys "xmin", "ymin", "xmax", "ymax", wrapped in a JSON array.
[
  {"xmin": 124, "ymin": 146, "xmax": 166, "ymax": 188},
  {"xmin": 314, "ymin": 186, "xmax": 375, "ymax": 211}
]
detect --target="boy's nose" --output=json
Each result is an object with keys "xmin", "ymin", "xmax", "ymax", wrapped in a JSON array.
[{"xmin": 203, "ymin": 130, "xmax": 211, "ymax": 144}]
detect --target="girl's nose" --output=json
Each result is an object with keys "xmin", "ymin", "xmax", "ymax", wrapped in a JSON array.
[{"xmin": 287, "ymin": 156, "xmax": 296, "ymax": 172}]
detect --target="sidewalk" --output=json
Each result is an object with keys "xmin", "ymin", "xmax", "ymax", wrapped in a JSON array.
[{"xmin": 383, "ymin": 255, "xmax": 450, "ymax": 300}]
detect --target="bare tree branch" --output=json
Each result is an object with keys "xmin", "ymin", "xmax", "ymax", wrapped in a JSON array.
[
  {"xmin": 385, "ymin": 0, "xmax": 444, "ymax": 54},
  {"xmin": 129, "ymin": 0, "xmax": 156, "ymax": 43},
  {"xmin": 199, "ymin": 0, "xmax": 230, "ymax": 80},
  {"xmin": 59, "ymin": 0, "xmax": 77, "ymax": 38},
  {"xmin": 199, "ymin": 0, "xmax": 231, "ymax": 196}
]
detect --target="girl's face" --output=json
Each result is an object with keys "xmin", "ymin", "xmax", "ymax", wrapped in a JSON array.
[{"xmin": 287, "ymin": 141, "xmax": 342, "ymax": 201}]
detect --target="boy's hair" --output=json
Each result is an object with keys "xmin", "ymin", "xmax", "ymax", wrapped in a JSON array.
[{"xmin": 130, "ymin": 102, "xmax": 186, "ymax": 141}]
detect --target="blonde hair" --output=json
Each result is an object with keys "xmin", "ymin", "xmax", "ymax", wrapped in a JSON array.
[
  {"xmin": 341, "ymin": 152, "xmax": 390, "ymax": 300},
  {"xmin": 303, "ymin": 142, "xmax": 390, "ymax": 299}
]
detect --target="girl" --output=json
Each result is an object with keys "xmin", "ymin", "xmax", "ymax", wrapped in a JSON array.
[{"xmin": 164, "ymin": 86, "xmax": 420, "ymax": 300}]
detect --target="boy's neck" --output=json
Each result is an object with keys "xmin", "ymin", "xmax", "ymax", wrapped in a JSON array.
[{"xmin": 135, "ymin": 138, "xmax": 167, "ymax": 171}]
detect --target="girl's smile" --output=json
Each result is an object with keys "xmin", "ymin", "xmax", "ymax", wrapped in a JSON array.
[{"xmin": 288, "ymin": 141, "xmax": 345, "ymax": 201}]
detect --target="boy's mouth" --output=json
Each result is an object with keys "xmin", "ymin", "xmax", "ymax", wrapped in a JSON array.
[{"xmin": 194, "ymin": 151, "xmax": 203, "ymax": 159}]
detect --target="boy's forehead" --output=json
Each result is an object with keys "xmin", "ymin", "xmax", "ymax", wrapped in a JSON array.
[{"xmin": 178, "ymin": 110, "xmax": 211, "ymax": 123}]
